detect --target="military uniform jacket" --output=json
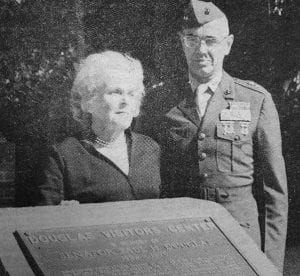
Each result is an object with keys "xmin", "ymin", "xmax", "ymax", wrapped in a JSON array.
[
  {"xmin": 35, "ymin": 131, "xmax": 161, "ymax": 205},
  {"xmin": 160, "ymin": 72, "xmax": 288, "ymax": 271}
]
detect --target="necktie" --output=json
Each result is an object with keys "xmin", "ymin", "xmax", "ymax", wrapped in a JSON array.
[{"xmin": 196, "ymin": 84, "xmax": 212, "ymax": 116}]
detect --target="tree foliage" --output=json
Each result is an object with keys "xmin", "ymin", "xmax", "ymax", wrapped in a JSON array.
[{"xmin": 0, "ymin": 0, "xmax": 78, "ymax": 143}]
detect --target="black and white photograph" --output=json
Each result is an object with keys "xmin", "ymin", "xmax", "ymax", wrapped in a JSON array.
[{"xmin": 0, "ymin": 0, "xmax": 299, "ymax": 275}]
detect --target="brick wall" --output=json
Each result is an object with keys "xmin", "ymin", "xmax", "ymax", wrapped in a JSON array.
[{"xmin": 0, "ymin": 135, "xmax": 15, "ymax": 207}]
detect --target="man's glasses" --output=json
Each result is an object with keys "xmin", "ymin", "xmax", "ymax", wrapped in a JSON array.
[{"xmin": 182, "ymin": 35, "xmax": 228, "ymax": 48}]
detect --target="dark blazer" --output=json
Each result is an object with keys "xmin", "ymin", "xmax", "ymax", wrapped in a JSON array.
[
  {"xmin": 35, "ymin": 131, "xmax": 160, "ymax": 205},
  {"xmin": 159, "ymin": 72, "xmax": 288, "ymax": 272}
]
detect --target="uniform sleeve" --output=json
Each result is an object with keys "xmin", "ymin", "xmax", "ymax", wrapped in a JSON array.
[
  {"xmin": 152, "ymin": 140, "xmax": 162, "ymax": 199},
  {"xmin": 158, "ymin": 115, "xmax": 192, "ymax": 198},
  {"xmin": 256, "ymin": 93, "xmax": 288, "ymax": 272},
  {"xmin": 158, "ymin": 117, "xmax": 177, "ymax": 198},
  {"xmin": 34, "ymin": 146, "xmax": 65, "ymax": 205}
]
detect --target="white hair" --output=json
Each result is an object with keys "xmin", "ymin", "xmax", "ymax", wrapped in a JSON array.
[{"xmin": 70, "ymin": 50, "xmax": 144, "ymax": 125}]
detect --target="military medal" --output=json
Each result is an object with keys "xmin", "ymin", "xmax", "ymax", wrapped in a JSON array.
[
  {"xmin": 229, "ymin": 102, "xmax": 250, "ymax": 110},
  {"xmin": 240, "ymin": 122, "xmax": 250, "ymax": 136},
  {"xmin": 222, "ymin": 121, "xmax": 235, "ymax": 135},
  {"xmin": 220, "ymin": 109, "xmax": 251, "ymax": 121},
  {"xmin": 220, "ymin": 101, "xmax": 251, "ymax": 121}
]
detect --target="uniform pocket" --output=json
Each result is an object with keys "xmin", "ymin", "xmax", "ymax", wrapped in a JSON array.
[
  {"xmin": 232, "ymin": 139, "xmax": 253, "ymax": 172},
  {"xmin": 216, "ymin": 137, "xmax": 233, "ymax": 172},
  {"xmin": 216, "ymin": 122, "xmax": 252, "ymax": 173}
]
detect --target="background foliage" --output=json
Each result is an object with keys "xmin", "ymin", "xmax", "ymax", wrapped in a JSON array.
[{"xmin": 0, "ymin": 0, "xmax": 299, "ymax": 240}]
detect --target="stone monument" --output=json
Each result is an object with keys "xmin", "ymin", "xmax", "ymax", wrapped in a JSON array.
[{"xmin": 0, "ymin": 198, "xmax": 281, "ymax": 275}]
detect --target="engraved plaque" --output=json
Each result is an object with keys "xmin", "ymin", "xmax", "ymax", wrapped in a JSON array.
[
  {"xmin": 15, "ymin": 217, "xmax": 258, "ymax": 276},
  {"xmin": 0, "ymin": 199, "xmax": 280, "ymax": 275}
]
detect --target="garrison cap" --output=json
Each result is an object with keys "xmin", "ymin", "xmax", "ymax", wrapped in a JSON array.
[{"xmin": 181, "ymin": 0, "xmax": 226, "ymax": 29}]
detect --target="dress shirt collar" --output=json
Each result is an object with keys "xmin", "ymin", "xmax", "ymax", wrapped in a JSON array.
[{"xmin": 189, "ymin": 71, "xmax": 223, "ymax": 94}]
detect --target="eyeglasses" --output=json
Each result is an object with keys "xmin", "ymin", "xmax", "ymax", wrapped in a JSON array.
[{"xmin": 182, "ymin": 35, "xmax": 228, "ymax": 48}]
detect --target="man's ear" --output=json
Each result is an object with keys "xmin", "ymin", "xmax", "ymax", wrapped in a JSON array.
[
  {"xmin": 178, "ymin": 31, "xmax": 186, "ymax": 47},
  {"xmin": 225, "ymin": 34, "xmax": 234, "ymax": 56},
  {"xmin": 132, "ymin": 101, "xmax": 141, "ymax": 118},
  {"xmin": 81, "ymin": 100, "xmax": 92, "ymax": 113}
]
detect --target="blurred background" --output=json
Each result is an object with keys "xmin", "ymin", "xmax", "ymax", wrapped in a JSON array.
[{"xmin": 0, "ymin": 0, "xmax": 299, "ymax": 271}]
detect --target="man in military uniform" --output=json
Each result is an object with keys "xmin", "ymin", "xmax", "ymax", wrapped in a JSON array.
[{"xmin": 159, "ymin": 0, "xmax": 288, "ymax": 272}]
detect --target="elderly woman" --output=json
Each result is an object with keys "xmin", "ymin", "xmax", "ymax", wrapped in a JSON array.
[{"xmin": 35, "ymin": 51, "xmax": 160, "ymax": 205}]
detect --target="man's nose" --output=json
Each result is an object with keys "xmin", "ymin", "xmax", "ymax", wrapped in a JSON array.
[
  {"xmin": 197, "ymin": 40, "xmax": 208, "ymax": 53},
  {"xmin": 119, "ymin": 93, "xmax": 129, "ymax": 107}
]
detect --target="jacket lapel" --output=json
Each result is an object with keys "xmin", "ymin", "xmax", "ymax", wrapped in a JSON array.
[
  {"xmin": 177, "ymin": 85, "xmax": 201, "ymax": 127},
  {"xmin": 80, "ymin": 139, "xmax": 130, "ymax": 179},
  {"xmin": 127, "ymin": 132, "xmax": 145, "ymax": 199},
  {"xmin": 176, "ymin": 72, "xmax": 235, "ymax": 129},
  {"xmin": 201, "ymin": 72, "xmax": 235, "ymax": 130}
]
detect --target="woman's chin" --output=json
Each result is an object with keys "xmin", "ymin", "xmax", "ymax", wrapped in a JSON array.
[{"xmin": 112, "ymin": 119, "xmax": 133, "ymax": 131}]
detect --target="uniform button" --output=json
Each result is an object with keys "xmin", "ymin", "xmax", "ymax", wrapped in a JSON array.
[
  {"xmin": 204, "ymin": 7, "xmax": 210, "ymax": 15},
  {"xmin": 202, "ymin": 173, "xmax": 208, "ymax": 178},
  {"xmin": 234, "ymin": 135, "xmax": 241, "ymax": 141},
  {"xmin": 199, "ymin": 152, "xmax": 207, "ymax": 160},
  {"xmin": 198, "ymin": 132, "xmax": 206, "ymax": 140}
]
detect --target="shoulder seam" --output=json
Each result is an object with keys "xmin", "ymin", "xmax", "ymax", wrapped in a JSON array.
[{"xmin": 233, "ymin": 78, "xmax": 269, "ymax": 95}]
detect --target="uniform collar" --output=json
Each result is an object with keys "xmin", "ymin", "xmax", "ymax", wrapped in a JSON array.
[
  {"xmin": 218, "ymin": 71, "xmax": 235, "ymax": 100},
  {"xmin": 178, "ymin": 71, "xmax": 236, "ymax": 127},
  {"xmin": 189, "ymin": 71, "xmax": 223, "ymax": 93},
  {"xmin": 187, "ymin": 71, "xmax": 235, "ymax": 100}
]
